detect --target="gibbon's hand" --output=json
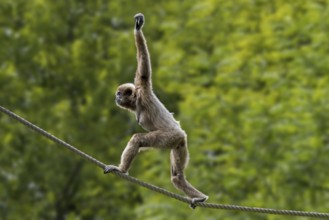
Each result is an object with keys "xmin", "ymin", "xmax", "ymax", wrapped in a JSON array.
[{"xmin": 134, "ymin": 13, "xmax": 144, "ymax": 31}]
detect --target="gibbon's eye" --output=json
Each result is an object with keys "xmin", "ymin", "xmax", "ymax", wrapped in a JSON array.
[
  {"xmin": 125, "ymin": 89, "xmax": 132, "ymax": 96},
  {"xmin": 117, "ymin": 91, "xmax": 122, "ymax": 96}
]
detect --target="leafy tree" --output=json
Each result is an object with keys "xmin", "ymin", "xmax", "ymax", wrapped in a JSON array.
[{"xmin": 1, "ymin": 0, "xmax": 329, "ymax": 219}]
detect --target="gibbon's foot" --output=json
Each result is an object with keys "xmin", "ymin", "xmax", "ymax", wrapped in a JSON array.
[
  {"xmin": 104, "ymin": 165, "xmax": 127, "ymax": 174},
  {"xmin": 134, "ymin": 13, "xmax": 144, "ymax": 30},
  {"xmin": 189, "ymin": 196, "xmax": 209, "ymax": 209}
]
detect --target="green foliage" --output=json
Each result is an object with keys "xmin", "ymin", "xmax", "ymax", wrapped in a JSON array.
[{"xmin": 1, "ymin": 0, "xmax": 329, "ymax": 219}]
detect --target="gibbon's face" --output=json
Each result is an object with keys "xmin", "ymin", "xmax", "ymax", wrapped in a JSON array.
[{"xmin": 115, "ymin": 83, "xmax": 136, "ymax": 111}]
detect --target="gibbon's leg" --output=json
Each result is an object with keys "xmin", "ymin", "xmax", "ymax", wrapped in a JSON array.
[
  {"xmin": 104, "ymin": 130, "xmax": 185, "ymax": 174},
  {"xmin": 170, "ymin": 145, "xmax": 208, "ymax": 208}
]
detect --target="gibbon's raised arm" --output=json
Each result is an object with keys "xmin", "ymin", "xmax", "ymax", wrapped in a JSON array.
[{"xmin": 134, "ymin": 13, "xmax": 152, "ymax": 89}]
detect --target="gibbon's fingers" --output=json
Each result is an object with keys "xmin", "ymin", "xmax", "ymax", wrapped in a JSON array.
[{"xmin": 134, "ymin": 13, "xmax": 144, "ymax": 30}]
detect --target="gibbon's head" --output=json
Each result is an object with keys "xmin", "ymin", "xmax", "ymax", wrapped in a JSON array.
[{"xmin": 115, "ymin": 83, "xmax": 137, "ymax": 112}]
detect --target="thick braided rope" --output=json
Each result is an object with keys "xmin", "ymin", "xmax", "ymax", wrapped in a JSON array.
[
  {"xmin": 1, "ymin": 105, "xmax": 329, "ymax": 218},
  {"xmin": 0, "ymin": 106, "xmax": 105, "ymax": 169}
]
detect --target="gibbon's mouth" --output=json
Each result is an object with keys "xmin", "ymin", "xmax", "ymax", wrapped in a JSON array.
[{"xmin": 115, "ymin": 97, "xmax": 121, "ymax": 104}]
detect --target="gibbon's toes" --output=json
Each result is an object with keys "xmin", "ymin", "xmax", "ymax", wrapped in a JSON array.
[
  {"xmin": 134, "ymin": 13, "xmax": 144, "ymax": 30},
  {"xmin": 104, "ymin": 165, "xmax": 121, "ymax": 174},
  {"xmin": 189, "ymin": 196, "xmax": 209, "ymax": 209}
]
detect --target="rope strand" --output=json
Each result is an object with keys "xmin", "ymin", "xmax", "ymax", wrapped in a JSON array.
[{"xmin": 1, "ymin": 105, "xmax": 329, "ymax": 218}]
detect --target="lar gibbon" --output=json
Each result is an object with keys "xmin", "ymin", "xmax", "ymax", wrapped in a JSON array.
[{"xmin": 104, "ymin": 13, "xmax": 208, "ymax": 207}]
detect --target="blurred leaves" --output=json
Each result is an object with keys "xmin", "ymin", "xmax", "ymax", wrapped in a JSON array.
[{"xmin": 1, "ymin": 0, "xmax": 329, "ymax": 219}]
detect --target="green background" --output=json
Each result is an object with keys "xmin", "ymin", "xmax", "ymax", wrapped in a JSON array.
[{"xmin": 1, "ymin": 0, "xmax": 329, "ymax": 219}]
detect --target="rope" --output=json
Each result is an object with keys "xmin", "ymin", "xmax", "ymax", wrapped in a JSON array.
[{"xmin": 1, "ymin": 105, "xmax": 329, "ymax": 218}]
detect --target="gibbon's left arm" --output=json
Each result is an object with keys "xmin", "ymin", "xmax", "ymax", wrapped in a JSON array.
[{"xmin": 134, "ymin": 13, "xmax": 152, "ymax": 90}]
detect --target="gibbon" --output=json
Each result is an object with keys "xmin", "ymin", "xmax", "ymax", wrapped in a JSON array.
[{"xmin": 104, "ymin": 13, "xmax": 208, "ymax": 207}]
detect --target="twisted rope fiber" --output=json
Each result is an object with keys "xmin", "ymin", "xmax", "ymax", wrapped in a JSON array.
[{"xmin": 1, "ymin": 105, "xmax": 329, "ymax": 218}]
